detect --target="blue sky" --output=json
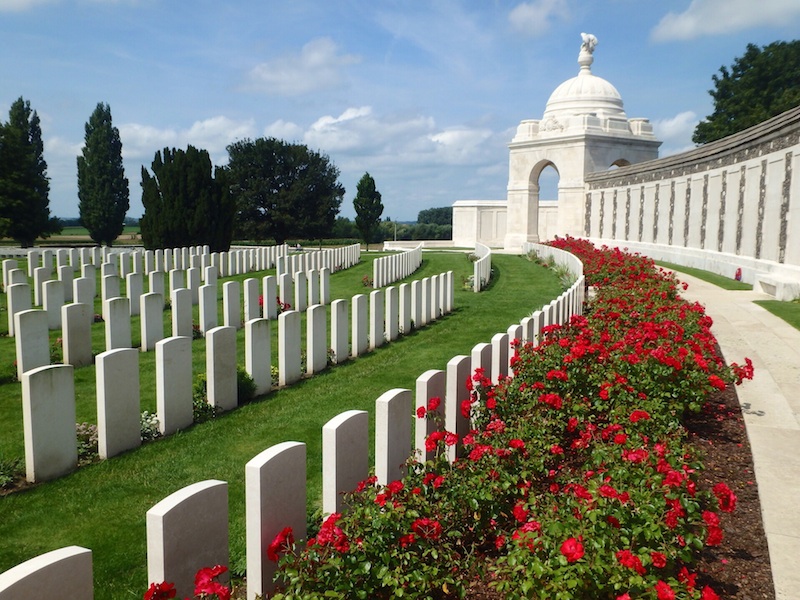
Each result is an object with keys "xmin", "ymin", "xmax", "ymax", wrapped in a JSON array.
[{"xmin": 2, "ymin": 0, "xmax": 799, "ymax": 222}]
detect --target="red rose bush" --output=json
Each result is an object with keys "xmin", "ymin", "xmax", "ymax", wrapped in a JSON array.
[{"xmin": 258, "ymin": 239, "xmax": 751, "ymax": 598}]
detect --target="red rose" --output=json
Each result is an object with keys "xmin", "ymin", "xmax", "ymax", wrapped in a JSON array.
[
  {"xmin": 144, "ymin": 582, "xmax": 176, "ymax": 600},
  {"xmin": 416, "ymin": 406, "xmax": 426, "ymax": 419},
  {"xmin": 655, "ymin": 580, "xmax": 676, "ymax": 600},
  {"xmin": 267, "ymin": 527, "xmax": 294, "ymax": 562},
  {"xmin": 560, "ymin": 537, "xmax": 584, "ymax": 562},
  {"xmin": 706, "ymin": 525, "xmax": 724, "ymax": 546},
  {"xmin": 713, "ymin": 482, "xmax": 737, "ymax": 512},
  {"xmin": 650, "ymin": 551, "xmax": 667, "ymax": 568},
  {"xmin": 701, "ymin": 586, "xmax": 721, "ymax": 600},
  {"xmin": 411, "ymin": 518, "xmax": 442, "ymax": 541},
  {"xmin": 427, "ymin": 396, "xmax": 441, "ymax": 411},
  {"xmin": 616, "ymin": 549, "xmax": 646, "ymax": 574},
  {"xmin": 629, "ymin": 410, "xmax": 650, "ymax": 423}
]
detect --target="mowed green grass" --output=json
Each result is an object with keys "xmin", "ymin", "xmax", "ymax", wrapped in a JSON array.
[
  {"xmin": 655, "ymin": 260, "xmax": 753, "ymax": 291},
  {"xmin": 755, "ymin": 299, "xmax": 800, "ymax": 331},
  {"xmin": 0, "ymin": 251, "xmax": 563, "ymax": 598}
]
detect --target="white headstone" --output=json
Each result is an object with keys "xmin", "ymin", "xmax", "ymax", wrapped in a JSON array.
[
  {"xmin": 306, "ymin": 304, "xmax": 327, "ymax": 375},
  {"xmin": 245, "ymin": 442, "xmax": 306, "ymax": 599},
  {"xmin": 278, "ymin": 310, "xmax": 301, "ymax": 386},
  {"xmin": 245, "ymin": 318, "xmax": 271, "ymax": 396},
  {"xmin": 104, "ymin": 297, "xmax": 132, "ymax": 351},
  {"xmin": 21, "ymin": 364, "xmax": 76, "ymax": 482},
  {"xmin": 322, "ymin": 410, "xmax": 369, "ymax": 515},
  {"xmin": 0, "ymin": 546, "xmax": 92, "ymax": 600},
  {"xmin": 375, "ymin": 388, "xmax": 412, "ymax": 485},
  {"xmin": 14, "ymin": 309, "xmax": 50, "ymax": 379},
  {"xmin": 156, "ymin": 336, "xmax": 193, "ymax": 435},
  {"xmin": 146, "ymin": 480, "xmax": 228, "ymax": 599},
  {"xmin": 62, "ymin": 303, "xmax": 92, "ymax": 367},
  {"xmin": 206, "ymin": 326, "xmax": 237, "ymax": 411},
  {"xmin": 96, "ymin": 347, "xmax": 141, "ymax": 458},
  {"xmin": 414, "ymin": 369, "xmax": 445, "ymax": 463}
]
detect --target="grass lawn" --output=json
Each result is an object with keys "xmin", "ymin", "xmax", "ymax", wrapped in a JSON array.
[
  {"xmin": 754, "ymin": 299, "xmax": 800, "ymax": 331},
  {"xmin": 655, "ymin": 260, "xmax": 753, "ymax": 291},
  {"xmin": 0, "ymin": 250, "xmax": 563, "ymax": 598}
]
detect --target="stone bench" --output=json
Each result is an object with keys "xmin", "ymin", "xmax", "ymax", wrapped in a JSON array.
[{"xmin": 753, "ymin": 273, "xmax": 800, "ymax": 301}]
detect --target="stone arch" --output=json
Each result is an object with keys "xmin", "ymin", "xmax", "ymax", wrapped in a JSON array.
[{"xmin": 610, "ymin": 158, "xmax": 631, "ymax": 168}]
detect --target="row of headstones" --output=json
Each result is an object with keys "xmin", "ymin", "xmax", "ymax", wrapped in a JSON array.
[
  {"xmin": 15, "ymin": 244, "xmax": 287, "ymax": 284},
  {"xmin": 13, "ymin": 270, "xmax": 457, "ymax": 485},
  {"xmin": 473, "ymin": 243, "xmax": 493, "ymax": 292},
  {"xmin": 0, "ymin": 273, "xmax": 586, "ymax": 600},
  {"xmin": 6, "ymin": 261, "xmax": 335, "ymax": 372},
  {"xmin": 372, "ymin": 244, "xmax": 423, "ymax": 288},
  {"xmin": 4, "ymin": 242, "xmax": 354, "ymax": 296},
  {"xmin": 275, "ymin": 243, "xmax": 361, "ymax": 278}
]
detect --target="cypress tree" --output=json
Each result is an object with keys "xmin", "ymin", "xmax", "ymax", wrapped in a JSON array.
[
  {"xmin": 353, "ymin": 172, "xmax": 383, "ymax": 250},
  {"xmin": 0, "ymin": 97, "xmax": 60, "ymax": 246},
  {"xmin": 140, "ymin": 146, "xmax": 233, "ymax": 251},
  {"xmin": 77, "ymin": 103, "xmax": 129, "ymax": 246}
]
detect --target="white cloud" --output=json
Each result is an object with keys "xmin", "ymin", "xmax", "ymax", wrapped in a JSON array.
[
  {"xmin": 119, "ymin": 116, "xmax": 255, "ymax": 164},
  {"xmin": 651, "ymin": 0, "xmax": 800, "ymax": 42},
  {"xmin": 246, "ymin": 37, "xmax": 360, "ymax": 96},
  {"xmin": 652, "ymin": 110, "xmax": 699, "ymax": 156},
  {"xmin": 509, "ymin": 0, "xmax": 570, "ymax": 36},
  {"xmin": 264, "ymin": 119, "xmax": 304, "ymax": 141},
  {"xmin": 429, "ymin": 127, "xmax": 494, "ymax": 164},
  {"xmin": 0, "ymin": 0, "xmax": 55, "ymax": 11}
]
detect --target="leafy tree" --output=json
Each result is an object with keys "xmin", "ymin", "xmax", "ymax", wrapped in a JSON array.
[
  {"xmin": 353, "ymin": 172, "xmax": 383, "ymax": 250},
  {"xmin": 417, "ymin": 206, "xmax": 452, "ymax": 226},
  {"xmin": 332, "ymin": 216, "xmax": 359, "ymax": 239},
  {"xmin": 139, "ymin": 146, "xmax": 234, "ymax": 251},
  {"xmin": 693, "ymin": 40, "xmax": 800, "ymax": 144},
  {"xmin": 226, "ymin": 138, "xmax": 344, "ymax": 245},
  {"xmin": 0, "ymin": 97, "xmax": 61, "ymax": 246},
  {"xmin": 77, "ymin": 103, "xmax": 129, "ymax": 246}
]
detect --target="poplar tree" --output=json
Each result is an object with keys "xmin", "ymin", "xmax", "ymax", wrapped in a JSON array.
[
  {"xmin": 353, "ymin": 172, "xmax": 383, "ymax": 250},
  {"xmin": 0, "ymin": 97, "xmax": 60, "ymax": 246},
  {"xmin": 77, "ymin": 103, "xmax": 129, "ymax": 246}
]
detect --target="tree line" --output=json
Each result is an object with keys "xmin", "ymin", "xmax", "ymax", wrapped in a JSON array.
[{"xmin": 1, "ymin": 39, "xmax": 797, "ymax": 247}]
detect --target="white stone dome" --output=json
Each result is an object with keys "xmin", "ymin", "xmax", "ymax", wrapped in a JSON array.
[{"xmin": 542, "ymin": 43, "xmax": 626, "ymax": 120}]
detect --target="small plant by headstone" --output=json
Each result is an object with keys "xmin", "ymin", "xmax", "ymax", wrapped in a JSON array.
[
  {"xmin": 140, "ymin": 411, "xmax": 161, "ymax": 442},
  {"xmin": 237, "ymin": 365, "xmax": 256, "ymax": 403},
  {"xmin": 0, "ymin": 455, "xmax": 22, "ymax": 490},
  {"xmin": 76, "ymin": 422, "xmax": 98, "ymax": 465}
]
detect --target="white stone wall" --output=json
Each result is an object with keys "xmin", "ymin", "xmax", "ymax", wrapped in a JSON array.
[{"xmin": 585, "ymin": 106, "xmax": 800, "ymax": 291}]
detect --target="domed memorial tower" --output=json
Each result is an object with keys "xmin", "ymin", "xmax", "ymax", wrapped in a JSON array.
[{"xmin": 503, "ymin": 33, "xmax": 661, "ymax": 251}]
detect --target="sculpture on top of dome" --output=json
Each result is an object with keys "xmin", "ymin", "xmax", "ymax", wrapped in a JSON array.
[{"xmin": 580, "ymin": 32, "xmax": 598, "ymax": 54}]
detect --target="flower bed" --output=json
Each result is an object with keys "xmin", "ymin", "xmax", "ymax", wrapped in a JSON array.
[{"xmin": 148, "ymin": 238, "xmax": 754, "ymax": 599}]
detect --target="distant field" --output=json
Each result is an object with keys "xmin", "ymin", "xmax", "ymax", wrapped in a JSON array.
[{"xmin": 55, "ymin": 225, "xmax": 141, "ymax": 239}]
